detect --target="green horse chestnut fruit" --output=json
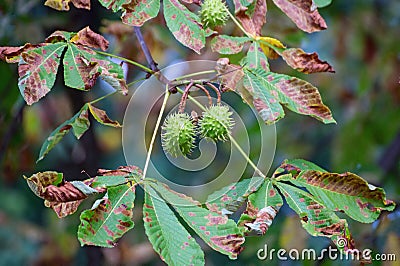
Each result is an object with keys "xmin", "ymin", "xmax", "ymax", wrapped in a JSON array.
[
  {"xmin": 200, "ymin": 0, "xmax": 228, "ymax": 28},
  {"xmin": 199, "ymin": 105, "xmax": 234, "ymax": 142},
  {"xmin": 161, "ymin": 113, "xmax": 197, "ymax": 157}
]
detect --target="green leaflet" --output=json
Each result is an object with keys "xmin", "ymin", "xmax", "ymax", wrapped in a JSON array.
[
  {"xmin": 238, "ymin": 179, "xmax": 283, "ymax": 235},
  {"xmin": 288, "ymin": 170, "xmax": 395, "ymax": 223},
  {"xmin": 91, "ymin": 176, "xmax": 132, "ymax": 188},
  {"xmin": 38, "ymin": 104, "xmax": 90, "ymax": 162},
  {"xmin": 98, "ymin": 0, "xmax": 130, "ymax": 12},
  {"xmin": 246, "ymin": 42, "xmax": 269, "ymax": 71},
  {"xmin": 273, "ymin": 158, "xmax": 327, "ymax": 177},
  {"xmin": 242, "ymin": 70, "xmax": 285, "ymax": 124},
  {"xmin": 143, "ymin": 187, "xmax": 205, "ymax": 265},
  {"xmin": 18, "ymin": 43, "xmax": 66, "ymax": 105},
  {"xmin": 150, "ymin": 182, "xmax": 245, "ymax": 259},
  {"xmin": 163, "ymin": 0, "xmax": 205, "ymax": 54},
  {"xmin": 78, "ymin": 184, "xmax": 136, "ymax": 247},
  {"xmin": 210, "ymin": 35, "xmax": 251, "ymax": 54},
  {"xmin": 314, "ymin": 0, "xmax": 332, "ymax": 8},
  {"xmin": 275, "ymin": 181, "xmax": 354, "ymax": 252},
  {"xmin": 206, "ymin": 176, "xmax": 264, "ymax": 214}
]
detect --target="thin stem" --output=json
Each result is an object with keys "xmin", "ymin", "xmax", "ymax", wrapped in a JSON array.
[
  {"xmin": 134, "ymin": 26, "xmax": 159, "ymax": 72},
  {"xmin": 179, "ymin": 81, "xmax": 194, "ymax": 113},
  {"xmin": 97, "ymin": 50, "xmax": 154, "ymax": 74},
  {"xmin": 90, "ymin": 91, "xmax": 117, "ymax": 104},
  {"xmin": 194, "ymin": 84, "xmax": 213, "ymax": 106},
  {"xmin": 205, "ymin": 82, "xmax": 221, "ymax": 104},
  {"xmin": 142, "ymin": 84, "xmax": 170, "ymax": 180},
  {"xmin": 224, "ymin": 6, "xmax": 253, "ymax": 38},
  {"xmin": 176, "ymin": 87, "xmax": 266, "ymax": 178},
  {"xmin": 127, "ymin": 77, "xmax": 147, "ymax": 88},
  {"xmin": 174, "ymin": 70, "xmax": 216, "ymax": 81}
]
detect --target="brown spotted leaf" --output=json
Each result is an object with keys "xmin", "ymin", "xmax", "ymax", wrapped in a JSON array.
[
  {"xmin": 151, "ymin": 181, "xmax": 245, "ymax": 259},
  {"xmin": 273, "ymin": 158, "xmax": 326, "ymax": 178},
  {"xmin": 242, "ymin": 69, "xmax": 285, "ymax": 124},
  {"xmin": 238, "ymin": 180, "xmax": 282, "ymax": 235},
  {"xmin": 98, "ymin": 0, "xmax": 130, "ymax": 12},
  {"xmin": 44, "ymin": 0, "xmax": 90, "ymax": 11},
  {"xmin": 78, "ymin": 183, "xmax": 136, "ymax": 247},
  {"xmin": 246, "ymin": 42, "xmax": 269, "ymax": 71},
  {"xmin": 143, "ymin": 186, "xmax": 205, "ymax": 265},
  {"xmin": 275, "ymin": 181, "xmax": 356, "ymax": 253},
  {"xmin": 71, "ymin": 27, "xmax": 109, "ymax": 51},
  {"xmin": 163, "ymin": 0, "xmax": 205, "ymax": 54},
  {"xmin": 38, "ymin": 104, "xmax": 90, "ymax": 161},
  {"xmin": 284, "ymin": 170, "xmax": 396, "ymax": 223},
  {"xmin": 271, "ymin": 0, "xmax": 327, "ymax": 33},
  {"xmin": 210, "ymin": 35, "xmax": 250, "ymax": 54},
  {"xmin": 235, "ymin": 0, "xmax": 267, "ymax": 36},
  {"xmin": 63, "ymin": 45, "xmax": 128, "ymax": 94},
  {"xmin": 281, "ymin": 48, "xmax": 335, "ymax": 73},
  {"xmin": 206, "ymin": 177, "xmax": 264, "ymax": 215},
  {"xmin": 121, "ymin": 0, "xmax": 160, "ymax": 26},
  {"xmin": 18, "ymin": 43, "xmax": 67, "ymax": 105},
  {"xmin": 250, "ymin": 69, "xmax": 335, "ymax": 123}
]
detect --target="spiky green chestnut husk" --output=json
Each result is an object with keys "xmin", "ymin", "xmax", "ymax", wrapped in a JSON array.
[
  {"xmin": 200, "ymin": 0, "xmax": 228, "ymax": 28},
  {"xmin": 199, "ymin": 105, "xmax": 234, "ymax": 142},
  {"xmin": 161, "ymin": 113, "xmax": 196, "ymax": 157}
]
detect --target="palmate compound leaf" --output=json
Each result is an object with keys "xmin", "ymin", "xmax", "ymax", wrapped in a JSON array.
[
  {"xmin": 238, "ymin": 179, "xmax": 283, "ymax": 236},
  {"xmin": 38, "ymin": 104, "xmax": 90, "ymax": 162},
  {"xmin": 206, "ymin": 176, "xmax": 264, "ymax": 215},
  {"xmin": 163, "ymin": 0, "xmax": 206, "ymax": 54},
  {"xmin": 24, "ymin": 171, "xmax": 101, "ymax": 218},
  {"xmin": 143, "ymin": 186, "xmax": 205, "ymax": 265},
  {"xmin": 275, "ymin": 181, "xmax": 357, "ymax": 253},
  {"xmin": 150, "ymin": 181, "xmax": 245, "ymax": 259},
  {"xmin": 0, "ymin": 27, "xmax": 127, "ymax": 105},
  {"xmin": 271, "ymin": 0, "xmax": 327, "ymax": 33},
  {"xmin": 279, "ymin": 170, "xmax": 396, "ymax": 223},
  {"xmin": 245, "ymin": 68, "xmax": 335, "ymax": 124},
  {"xmin": 78, "ymin": 183, "xmax": 136, "ymax": 247}
]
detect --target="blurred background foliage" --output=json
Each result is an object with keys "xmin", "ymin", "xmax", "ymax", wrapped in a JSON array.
[{"xmin": 0, "ymin": 0, "xmax": 399, "ymax": 265}]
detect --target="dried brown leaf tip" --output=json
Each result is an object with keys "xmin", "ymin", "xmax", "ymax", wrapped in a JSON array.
[
  {"xmin": 282, "ymin": 48, "xmax": 335, "ymax": 73},
  {"xmin": 71, "ymin": 27, "xmax": 109, "ymax": 51}
]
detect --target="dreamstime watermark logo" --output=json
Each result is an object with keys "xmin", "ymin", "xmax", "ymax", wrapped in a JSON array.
[
  {"xmin": 257, "ymin": 238, "xmax": 397, "ymax": 262},
  {"xmin": 122, "ymin": 60, "xmax": 276, "ymax": 205}
]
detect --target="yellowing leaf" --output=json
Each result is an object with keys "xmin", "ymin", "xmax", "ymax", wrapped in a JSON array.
[{"xmin": 257, "ymin": 36, "xmax": 286, "ymax": 59}]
